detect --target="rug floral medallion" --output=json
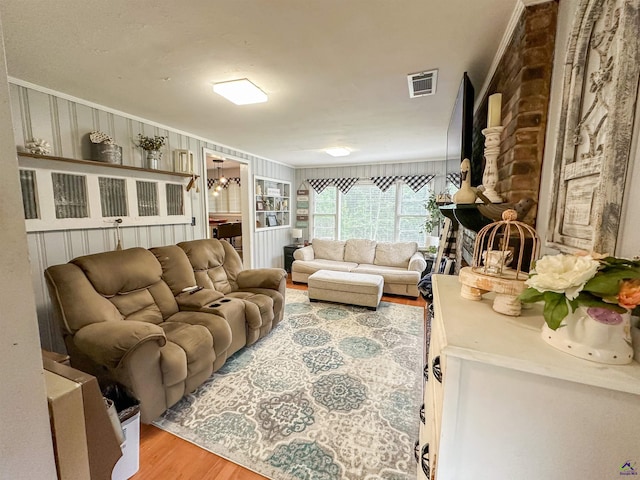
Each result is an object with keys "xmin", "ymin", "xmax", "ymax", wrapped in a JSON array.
[{"xmin": 155, "ymin": 288, "xmax": 424, "ymax": 480}]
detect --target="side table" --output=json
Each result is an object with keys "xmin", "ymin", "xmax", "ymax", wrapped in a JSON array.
[{"xmin": 283, "ymin": 244, "xmax": 302, "ymax": 273}]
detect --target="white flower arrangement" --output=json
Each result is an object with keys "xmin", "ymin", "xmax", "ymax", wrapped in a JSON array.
[{"xmin": 136, "ymin": 134, "xmax": 166, "ymax": 151}]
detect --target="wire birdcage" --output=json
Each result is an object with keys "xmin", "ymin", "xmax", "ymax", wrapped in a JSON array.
[
  {"xmin": 458, "ymin": 209, "xmax": 541, "ymax": 316},
  {"xmin": 472, "ymin": 209, "xmax": 540, "ymax": 280}
]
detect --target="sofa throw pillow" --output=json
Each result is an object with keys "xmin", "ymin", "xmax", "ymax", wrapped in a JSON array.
[
  {"xmin": 374, "ymin": 241, "xmax": 418, "ymax": 268},
  {"xmin": 344, "ymin": 239, "xmax": 377, "ymax": 264},
  {"xmin": 312, "ymin": 239, "xmax": 346, "ymax": 261}
]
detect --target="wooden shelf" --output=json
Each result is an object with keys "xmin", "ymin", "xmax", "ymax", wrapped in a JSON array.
[
  {"xmin": 18, "ymin": 151, "xmax": 196, "ymax": 178},
  {"xmin": 439, "ymin": 203, "xmax": 492, "ymax": 232}
]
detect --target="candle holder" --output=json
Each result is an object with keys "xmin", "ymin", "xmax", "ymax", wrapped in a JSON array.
[{"xmin": 481, "ymin": 126, "xmax": 504, "ymax": 203}]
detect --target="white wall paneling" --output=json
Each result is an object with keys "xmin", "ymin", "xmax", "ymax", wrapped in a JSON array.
[{"xmin": 11, "ymin": 81, "xmax": 295, "ymax": 352}]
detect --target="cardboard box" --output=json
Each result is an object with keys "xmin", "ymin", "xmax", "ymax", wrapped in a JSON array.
[
  {"xmin": 45, "ymin": 370, "xmax": 91, "ymax": 479},
  {"xmin": 44, "ymin": 358, "xmax": 122, "ymax": 480}
]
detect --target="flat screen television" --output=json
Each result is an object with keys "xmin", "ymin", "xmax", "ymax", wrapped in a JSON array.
[{"xmin": 446, "ymin": 72, "xmax": 477, "ymax": 187}]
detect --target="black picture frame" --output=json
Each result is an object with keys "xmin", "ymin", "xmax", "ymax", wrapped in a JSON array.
[
  {"xmin": 266, "ymin": 214, "xmax": 278, "ymax": 227},
  {"xmin": 256, "ymin": 201, "xmax": 264, "ymax": 211}
]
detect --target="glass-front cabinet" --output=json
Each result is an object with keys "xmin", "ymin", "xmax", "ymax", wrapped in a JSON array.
[{"xmin": 254, "ymin": 176, "xmax": 290, "ymax": 231}]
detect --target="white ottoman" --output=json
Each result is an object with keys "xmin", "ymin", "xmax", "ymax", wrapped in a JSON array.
[{"xmin": 307, "ymin": 270, "xmax": 384, "ymax": 310}]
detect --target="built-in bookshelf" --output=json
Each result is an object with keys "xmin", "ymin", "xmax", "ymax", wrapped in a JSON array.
[{"xmin": 254, "ymin": 176, "xmax": 290, "ymax": 231}]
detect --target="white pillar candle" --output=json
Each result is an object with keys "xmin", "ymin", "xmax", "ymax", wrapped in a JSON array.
[{"xmin": 487, "ymin": 93, "xmax": 502, "ymax": 128}]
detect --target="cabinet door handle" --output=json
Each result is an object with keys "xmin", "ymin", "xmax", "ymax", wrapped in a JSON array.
[
  {"xmin": 420, "ymin": 402, "xmax": 426, "ymax": 424},
  {"xmin": 423, "ymin": 362, "xmax": 429, "ymax": 382},
  {"xmin": 421, "ymin": 443, "xmax": 431, "ymax": 478},
  {"xmin": 432, "ymin": 356, "xmax": 442, "ymax": 383},
  {"xmin": 414, "ymin": 439, "xmax": 420, "ymax": 464}
]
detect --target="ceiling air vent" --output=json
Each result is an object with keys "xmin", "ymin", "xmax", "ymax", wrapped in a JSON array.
[{"xmin": 408, "ymin": 69, "xmax": 438, "ymax": 98}]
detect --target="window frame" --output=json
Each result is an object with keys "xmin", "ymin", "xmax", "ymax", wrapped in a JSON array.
[{"xmin": 310, "ymin": 180, "xmax": 431, "ymax": 246}]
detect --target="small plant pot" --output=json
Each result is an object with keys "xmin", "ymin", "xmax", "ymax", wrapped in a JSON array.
[{"xmin": 541, "ymin": 306, "xmax": 633, "ymax": 364}]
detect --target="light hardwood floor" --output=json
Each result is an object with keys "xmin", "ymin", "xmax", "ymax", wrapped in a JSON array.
[{"xmin": 131, "ymin": 276, "xmax": 426, "ymax": 480}]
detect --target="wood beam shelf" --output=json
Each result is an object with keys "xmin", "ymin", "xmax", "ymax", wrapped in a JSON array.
[{"xmin": 18, "ymin": 151, "xmax": 196, "ymax": 178}]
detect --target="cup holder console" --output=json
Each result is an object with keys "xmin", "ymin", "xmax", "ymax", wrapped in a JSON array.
[{"xmin": 209, "ymin": 298, "xmax": 232, "ymax": 308}]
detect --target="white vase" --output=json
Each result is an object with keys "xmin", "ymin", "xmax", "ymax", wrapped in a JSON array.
[{"xmin": 541, "ymin": 306, "xmax": 633, "ymax": 364}]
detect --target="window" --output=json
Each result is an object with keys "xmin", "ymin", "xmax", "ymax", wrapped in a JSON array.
[
  {"xmin": 52, "ymin": 173, "xmax": 88, "ymax": 219},
  {"xmin": 312, "ymin": 186, "xmax": 337, "ymax": 239},
  {"xmin": 312, "ymin": 181, "xmax": 431, "ymax": 246},
  {"xmin": 19, "ymin": 169, "xmax": 38, "ymax": 219},
  {"xmin": 136, "ymin": 181, "xmax": 159, "ymax": 216},
  {"xmin": 209, "ymin": 180, "xmax": 241, "ymax": 213},
  {"xmin": 99, "ymin": 177, "xmax": 128, "ymax": 217},
  {"xmin": 340, "ymin": 184, "xmax": 395, "ymax": 242},
  {"xmin": 166, "ymin": 183, "xmax": 184, "ymax": 216}
]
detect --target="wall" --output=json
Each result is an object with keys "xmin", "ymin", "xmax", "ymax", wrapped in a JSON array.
[
  {"xmin": 294, "ymin": 160, "xmax": 447, "ymax": 240},
  {"xmin": 472, "ymin": 1, "xmax": 558, "ymax": 224},
  {"xmin": 537, "ymin": 0, "xmax": 640, "ymax": 257},
  {"xmin": 0, "ymin": 16, "xmax": 57, "ymax": 479},
  {"xmin": 10, "ymin": 82, "xmax": 294, "ymax": 352}
]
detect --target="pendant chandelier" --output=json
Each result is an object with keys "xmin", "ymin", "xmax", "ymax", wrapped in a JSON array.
[{"xmin": 211, "ymin": 159, "xmax": 227, "ymax": 197}]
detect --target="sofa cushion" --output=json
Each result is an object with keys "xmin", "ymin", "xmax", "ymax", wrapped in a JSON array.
[
  {"xmin": 72, "ymin": 248, "xmax": 163, "ymax": 296},
  {"xmin": 353, "ymin": 264, "xmax": 421, "ymax": 284},
  {"xmin": 344, "ymin": 239, "xmax": 377, "ymax": 264},
  {"xmin": 373, "ymin": 242, "xmax": 418, "ymax": 268},
  {"xmin": 178, "ymin": 239, "xmax": 242, "ymax": 293},
  {"xmin": 312, "ymin": 239, "xmax": 345, "ymax": 261},
  {"xmin": 150, "ymin": 245, "xmax": 198, "ymax": 295},
  {"xmin": 292, "ymin": 259, "xmax": 358, "ymax": 274}
]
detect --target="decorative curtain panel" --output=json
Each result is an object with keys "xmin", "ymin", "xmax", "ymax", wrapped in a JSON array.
[
  {"xmin": 307, "ymin": 178, "xmax": 337, "ymax": 194},
  {"xmin": 401, "ymin": 175, "xmax": 435, "ymax": 192},
  {"xmin": 309, "ymin": 175, "xmax": 435, "ymax": 194},
  {"xmin": 370, "ymin": 176, "xmax": 398, "ymax": 192},
  {"xmin": 446, "ymin": 173, "xmax": 461, "ymax": 188},
  {"xmin": 307, "ymin": 177, "xmax": 358, "ymax": 194}
]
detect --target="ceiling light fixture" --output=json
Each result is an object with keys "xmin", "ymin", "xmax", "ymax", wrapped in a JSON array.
[
  {"xmin": 325, "ymin": 147, "xmax": 351, "ymax": 157},
  {"xmin": 212, "ymin": 79, "xmax": 268, "ymax": 105}
]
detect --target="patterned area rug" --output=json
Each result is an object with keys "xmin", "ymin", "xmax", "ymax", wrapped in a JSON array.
[{"xmin": 154, "ymin": 288, "xmax": 423, "ymax": 480}]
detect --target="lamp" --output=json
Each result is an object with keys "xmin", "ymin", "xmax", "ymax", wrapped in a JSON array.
[
  {"xmin": 210, "ymin": 159, "xmax": 227, "ymax": 195},
  {"xmin": 291, "ymin": 228, "xmax": 303, "ymax": 246}
]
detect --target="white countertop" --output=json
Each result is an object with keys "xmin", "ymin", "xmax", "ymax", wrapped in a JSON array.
[{"xmin": 433, "ymin": 274, "xmax": 640, "ymax": 395}]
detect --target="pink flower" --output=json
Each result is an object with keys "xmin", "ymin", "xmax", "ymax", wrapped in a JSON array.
[{"xmin": 618, "ymin": 279, "xmax": 640, "ymax": 309}]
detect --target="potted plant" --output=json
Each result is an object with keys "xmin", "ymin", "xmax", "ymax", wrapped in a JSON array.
[
  {"xmin": 136, "ymin": 134, "xmax": 167, "ymax": 169},
  {"xmin": 519, "ymin": 253, "xmax": 640, "ymax": 364},
  {"xmin": 422, "ymin": 191, "xmax": 444, "ymax": 236}
]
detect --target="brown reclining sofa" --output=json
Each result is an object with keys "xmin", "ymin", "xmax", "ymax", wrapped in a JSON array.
[{"xmin": 44, "ymin": 238, "xmax": 286, "ymax": 423}]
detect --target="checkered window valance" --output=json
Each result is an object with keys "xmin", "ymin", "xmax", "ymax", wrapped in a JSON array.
[
  {"xmin": 307, "ymin": 175, "xmax": 435, "ymax": 194},
  {"xmin": 446, "ymin": 173, "xmax": 461, "ymax": 188},
  {"xmin": 207, "ymin": 177, "xmax": 241, "ymax": 190},
  {"xmin": 306, "ymin": 177, "xmax": 359, "ymax": 195}
]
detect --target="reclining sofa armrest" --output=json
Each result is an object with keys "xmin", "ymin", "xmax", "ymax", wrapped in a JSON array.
[
  {"xmin": 175, "ymin": 288, "xmax": 224, "ymax": 310},
  {"xmin": 237, "ymin": 268, "xmax": 287, "ymax": 290},
  {"xmin": 408, "ymin": 252, "xmax": 427, "ymax": 272},
  {"xmin": 293, "ymin": 246, "xmax": 314, "ymax": 261},
  {"xmin": 73, "ymin": 321, "xmax": 166, "ymax": 370}
]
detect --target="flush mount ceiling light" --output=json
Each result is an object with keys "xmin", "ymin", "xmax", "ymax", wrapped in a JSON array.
[
  {"xmin": 325, "ymin": 147, "xmax": 351, "ymax": 157},
  {"xmin": 212, "ymin": 79, "xmax": 268, "ymax": 105}
]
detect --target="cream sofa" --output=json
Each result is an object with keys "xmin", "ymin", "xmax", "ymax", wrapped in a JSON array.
[{"xmin": 292, "ymin": 238, "xmax": 427, "ymax": 297}]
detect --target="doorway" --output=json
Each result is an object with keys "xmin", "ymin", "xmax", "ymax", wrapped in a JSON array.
[{"xmin": 202, "ymin": 148, "xmax": 252, "ymax": 268}]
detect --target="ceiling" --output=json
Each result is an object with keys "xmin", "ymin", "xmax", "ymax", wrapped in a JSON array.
[{"xmin": 0, "ymin": 0, "xmax": 529, "ymax": 168}]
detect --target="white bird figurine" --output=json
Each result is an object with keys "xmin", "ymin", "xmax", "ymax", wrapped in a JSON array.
[{"xmin": 452, "ymin": 159, "xmax": 477, "ymax": 204}]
